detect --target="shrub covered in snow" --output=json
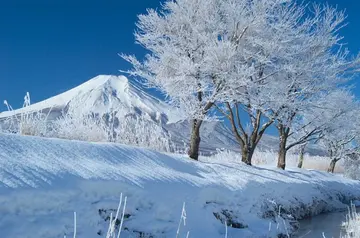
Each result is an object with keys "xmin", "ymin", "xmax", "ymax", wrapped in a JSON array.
[
  {"xmin": 52, "ymin": 106, "xmax": 108, "ymax": 142},
  {"xmin": 1, "ymin": 93, "xmax": 49, "ymax": 136},
  {"xmin": 343, "ymin": 155, "xmax": 360, "ymax": 180},
  {"xmin": 112, "ymin": 114, "xmax": 174, "ymax": 152},
  {"xmin": 1, "ymin": 93, "xmax": 174, "ymax": 152},
  {"xmin": 50, "ymin": 109, "xmax": 174, "ymax": 152}
]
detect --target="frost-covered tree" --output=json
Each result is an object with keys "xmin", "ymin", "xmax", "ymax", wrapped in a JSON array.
[
  {"xmin": 267, "ymin": 5, "xmax": 360, "ymax": 170},
  {"xmin": 276, "ymin": 86, "xmax": 359, "ymax": 170},
  {"xmin": 296, "ymin": 143, "xmax": 307, "ymax": 168},
  {"xmin": 122, "ymin": 0, "xmax": 288, "ymax": 160},
  {"xmin": 2, "ymin": 92, "xmax": 49, "ymax": 136},
  {"xmin": 104, "ymin": 92, "xmax": 174, "ymax": 152},
  {"xmin": 122, "ymin": 0, "xmax": 360, "ymax": 163},
  {"xmin": 52, "ymin": 104, "xmax": 173, "ymax": 152},
  {"xmin": 343, "ymin": 153, "xmax": 360, "ymax": 180},
  {"xmin": 317, "ymin": 94, "xmax": 360, "ymax": 173},
  {"xmin": 216, "ymin": 3, "xmax": 360, "ymax": 167},
  {"xmin": 325, "ymin": 134, "xmax": 358, "ymax": 173},
  {"xmin": 52, "ymin": 104, "xmax": 108, "ymax": 142},
  {"xmin": 213, "ymin": 1, "xmax": 318, "ymax": 165},
  {"xmin": 112, "ymin": 114, "xmax": 174, "ymax": 152}
]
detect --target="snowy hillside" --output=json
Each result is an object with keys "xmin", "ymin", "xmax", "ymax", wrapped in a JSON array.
[{"xmin": 0, "ymin": 133, "xmax": 359, "ymax": 238}]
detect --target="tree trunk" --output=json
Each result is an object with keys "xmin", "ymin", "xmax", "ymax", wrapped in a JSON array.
[
  {"xmin": 297, "ymin": 144, "xmax": 306, "ymax": 168},
  {"xmin": 277, "ymin": 124, "xmax": 289, "ymax": 170},
  {"xmin": 327, "ymin": 158, "xmax": 338, "ymax": 173},
  {"xmin": 222, "ymin": 104, "xmax": 272, "ymax": 166},
  {"xmin": 188, "ymin": 119, "xmax": 202, "ymax": 160},
  {"xmin": 277, "ymin": 142, "xmax": 287, "ymax": 170},
  {"xmin": 241, "ymin": 146, "xmax": 254, "ymax": 166}
]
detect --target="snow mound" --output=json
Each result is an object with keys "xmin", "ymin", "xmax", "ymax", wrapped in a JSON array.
[{"xmin": 0, "ymin": 133, "xmax": 359, "ymax": 237}]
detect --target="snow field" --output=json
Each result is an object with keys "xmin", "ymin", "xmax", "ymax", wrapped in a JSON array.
[{"xmin": 0, "ymin": 133, "xmax": 359, "ymax": 237}]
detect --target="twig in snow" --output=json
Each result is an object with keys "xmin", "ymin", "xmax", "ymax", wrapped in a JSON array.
[
  {"xmin": 73, "ymin": 212, "xmax": 77, "ymax": 238},
  {"xmin": 176, "ymin": 202, "xmax": 188, "ymax": 238},
  {"xmin": 105, "ymin": 193, "xmax": 128, "ymax": 238},
  {"xmin": 225, "ymin": 220, "xmax": 228, "ymax": 238},
  {"xmin": 113, "ymin": 193, "xmax": 124, "ymax": 236},
  {"xmin": 117, "ymin": 196, "xmax": 127, "ymax": 238},
  {"xmin": 106, "ymin": 213, "xmax": 114, "ymax": 238},
  {"xmin": 298, "ymin": 230, "xmax": 312, "ymax": 238}
]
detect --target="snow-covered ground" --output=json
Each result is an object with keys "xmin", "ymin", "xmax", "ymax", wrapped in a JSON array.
[{"xmin": 0, "ymin": 133, "xmax": 359, "ymax": 238}]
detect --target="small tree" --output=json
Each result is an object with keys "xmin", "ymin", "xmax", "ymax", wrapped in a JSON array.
[
  {"xmin": 343, "ymin": 153, "xmax": 360, "ymax": 180},
  {"xmin": 297, "ymin": 143, "xmax": 307, "ymax": 169},
  {"xmin": 318, "ymin": 96, "xmax": 360, "ymax": 173},
  {"xmin": 52, "ymin": 104, "xmax": 108, "ymax": 142}
]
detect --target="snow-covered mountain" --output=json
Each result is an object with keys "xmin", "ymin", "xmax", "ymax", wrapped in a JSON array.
[
  {"xmin": 0, "ymin": 75, "xmax": 325, "ymax": 155},
  {"xmin": 0, "ymin": 75, "xmax": 179, "ymax": 123}
]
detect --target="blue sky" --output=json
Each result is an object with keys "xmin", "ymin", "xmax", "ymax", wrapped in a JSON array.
[
  {"xmin": 0, "ymin": 0, "xmax": 163, "ymax": 109},
  {"xmin": 0, "ymin": 0, "xmax": 359, "ymax": 110}
]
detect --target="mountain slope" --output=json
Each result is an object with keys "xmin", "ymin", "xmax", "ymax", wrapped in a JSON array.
[{"xmin": 0, "ymin": 75, "xmax": 179, "ymax": 123}]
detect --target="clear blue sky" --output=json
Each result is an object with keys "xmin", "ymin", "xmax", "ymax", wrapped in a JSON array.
[{"xmin": 0, "ymin": 0, "xmax": 359, "ymax": 110}]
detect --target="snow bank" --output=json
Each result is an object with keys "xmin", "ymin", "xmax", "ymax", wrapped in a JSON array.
[{"xmin": 0, "ymin": 133, "xmax": 359, "ymax": 238}]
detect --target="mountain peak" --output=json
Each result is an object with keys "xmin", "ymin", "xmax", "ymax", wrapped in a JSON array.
[{"xmin": 84, "ymin": 75, "xmax": 129, "ymax": 90}]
